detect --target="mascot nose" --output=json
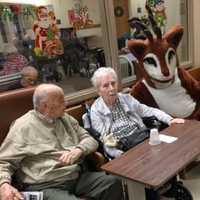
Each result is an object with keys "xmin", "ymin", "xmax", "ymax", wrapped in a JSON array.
[{"xmin": 161, "ymin": 67, "xmax": 170, "ymax": 77}]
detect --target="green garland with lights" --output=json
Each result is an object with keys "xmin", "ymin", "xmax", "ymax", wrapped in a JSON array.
[{"xmin": 0, "ymin": 4, "xmax": 35, "ymax": 21}]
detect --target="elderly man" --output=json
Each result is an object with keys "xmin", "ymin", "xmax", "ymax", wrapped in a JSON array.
[
  {"xmin": 0, "ymin": 84, "xmax": 123, "ymax": 200},
  {"xmin": 0, "ymin": 66, "xmax": 38, "ymax": 93},
  {"xmin": 20, "ymin": 66, "xmax": 38, "ymax": 88}
]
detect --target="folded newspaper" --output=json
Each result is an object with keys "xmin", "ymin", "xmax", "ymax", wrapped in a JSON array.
[{"xmin": 21, "ymin": 192, "xmax": 43, "ymax": 200}]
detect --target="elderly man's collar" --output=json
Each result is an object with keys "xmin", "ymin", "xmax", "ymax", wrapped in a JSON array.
[{"xmin": 36, "ymin": 111, "xmax": 55, "ymax": 124}]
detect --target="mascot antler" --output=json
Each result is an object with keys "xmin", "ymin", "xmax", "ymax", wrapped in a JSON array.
[{"xmin": 145, "ymin": 4, "xmax": 162, "ymax": 39}]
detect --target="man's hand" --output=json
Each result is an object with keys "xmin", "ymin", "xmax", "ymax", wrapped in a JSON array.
[
  {"xmin": 0, "ymin": 183, "xmax": 24, "ymax": 200},
  {"xmin": 120, "ymin": 47, "xmax": 130, "ymax": 54},
  {"xmin": 59, "ymin": 148, "xmax": 83, "ymax": 165},
  {"xmin": 170, "ymin": 118, "xmax": 185, "ymax": 125}
]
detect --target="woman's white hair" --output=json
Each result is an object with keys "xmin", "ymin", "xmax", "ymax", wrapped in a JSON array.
[
  {"xmin": 33, "ymin": 84, "xmax": 63, "ymax": 110},
  {"xmin": 91, "ymin": 67, "xmax": 118, "ymax": 88}
]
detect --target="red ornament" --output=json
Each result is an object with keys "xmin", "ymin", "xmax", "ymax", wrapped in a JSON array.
[{"xmin": 10, "ymin": 5, "xmax": 22, "ymax": 16}]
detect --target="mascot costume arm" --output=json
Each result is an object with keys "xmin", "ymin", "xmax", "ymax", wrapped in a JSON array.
[{"xmin": 178, "ymin": 67, "xmax": 200, "ymax": 101}]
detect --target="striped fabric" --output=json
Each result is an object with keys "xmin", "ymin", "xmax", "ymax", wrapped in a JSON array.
[
  {"xmin": 2, "ymin": 54, "xmax": 28, "ymax": 75},
  {"xmin": 110, "ymin": 99, "xmax": 140, "ymax": 140}
]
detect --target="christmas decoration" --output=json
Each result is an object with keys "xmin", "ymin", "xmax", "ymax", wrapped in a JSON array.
[
  {"xmin": 23, "ymin": 6, "xmax": 35, "ymax": 18},
  {"xmin": 1, "ymin": 6, "xmax": 14, "ymax": 21},
  {"xmin": 10, "ymin": 4, "xmax": 22, "ymax": 16},
  {"xmin": 33, "ymin": 6, "xmax": 63, "ymax": 57},
  {"xmin": 68, "ymin": 5, "xmax": 93, "ymax": 31},
  {"xmin": 146, "ymin": 0, "xmax": 167, "ymax": 33}
]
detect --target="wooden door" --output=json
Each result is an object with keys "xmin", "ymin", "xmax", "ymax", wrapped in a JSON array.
[{"xmin": 113, "ymin": 0, "xmax": 129, "ymax": 38}]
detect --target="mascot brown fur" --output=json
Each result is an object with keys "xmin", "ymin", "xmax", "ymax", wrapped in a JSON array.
[{"xmin": 129, "ymin": 6, "xmax": 200, "ymax": 120}]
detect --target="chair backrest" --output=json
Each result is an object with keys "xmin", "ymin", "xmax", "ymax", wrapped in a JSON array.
[
  {"xmin": 0, "ymin": 88, "xmax": 88, "ymax": 146},
  {"xmin": 0, "ymin": 87, "xmax": 35, "ymax": 145},
  {"xmin": 188, "ymin": 67, "xmax": 200, "ymax": 82},
  {"xmin": 119, "ymin": 54, "xmax": 136, "ymax": 78}
]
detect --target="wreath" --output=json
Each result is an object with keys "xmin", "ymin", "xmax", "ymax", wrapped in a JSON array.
[{"xmin": 114, "ymin": 6, "xmax": 124, "ymax": 17}]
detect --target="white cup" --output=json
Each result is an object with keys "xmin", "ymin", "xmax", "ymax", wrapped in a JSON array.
[{"xmin": 149, "ymin": 128, "xmax": 161, "ymax": 145}]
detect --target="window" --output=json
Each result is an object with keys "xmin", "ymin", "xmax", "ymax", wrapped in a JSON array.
[
  {"xmin": 0, "ymin": 0, "xmax": 192, "ymax": 106},
  {"xmin": 113, "ymin": 0, "xmax": 192, "ymax": 82},
  {"xmin": 0, "ymin": 1, "xmax": 107, "ymax": 102}
]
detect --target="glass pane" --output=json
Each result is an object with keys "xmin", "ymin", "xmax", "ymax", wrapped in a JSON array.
[
  {"xmin": 113, "ymin": 0, "xmax": 138, "ymax": 80},
  {"xmin": 164, "ymin": 0, "xmax": 189, "ymax": 62},
  {"xmin": 114, "ymin": 0, "xmax": 189, "ymax": 80},
  {"xmin": 0, "ymin": 1, "xmax": 106, "ymax": 95}
]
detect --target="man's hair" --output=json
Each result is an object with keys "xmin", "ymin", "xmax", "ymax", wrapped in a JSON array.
[
  {"xmin": 21, "ymin": 66, "xmax": 38, "ymax": 87},
  {"xmin": 33, "ymin": 84, "xmax": 64, "ymax": 110},
  {"xmin": 91, "ymin": 67, "xmax": 118, "ymax": 88},
  {"xmin": 21, "ymin": 66, "xmax": 38, "ymax": 77}
]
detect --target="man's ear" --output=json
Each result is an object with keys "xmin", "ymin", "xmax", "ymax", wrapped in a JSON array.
[
  {"xmin": 128, "ymin": 40, "xmax": 147, "ymax": 61},
  {"xmin": 164, "ymin": 25, "xmax": 184, "ymax": 49}
]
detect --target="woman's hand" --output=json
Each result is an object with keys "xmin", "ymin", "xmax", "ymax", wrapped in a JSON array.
[
  {"xmin": 170, "ymin": 118, "xmax": 185, "ymax": 125},
  {"xmin": 58, "ymin": 148, "xmax": 83, "ymax": 165}
]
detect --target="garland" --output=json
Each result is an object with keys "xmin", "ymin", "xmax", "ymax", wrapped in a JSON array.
[
  {"xmin": 0, "ymin": 4, "xmax": 35, "ymax": 21},
  {"xmin": 146, "ymin": 0, "xmax": 167, "ymax": 32}
]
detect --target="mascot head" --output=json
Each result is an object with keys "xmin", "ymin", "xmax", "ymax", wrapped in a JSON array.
[{"xmin": 128, "ymin": 5, "xmax": 183, "ymax": 89}]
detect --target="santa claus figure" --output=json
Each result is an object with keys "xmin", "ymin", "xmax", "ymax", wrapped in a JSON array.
[
  {"xmin": 33, "ymin": 6, "xmax": 63, "ymax": 57},
  {"xmin": 33, "ymin": 6, "xmax": 49, "ymax": 51}
]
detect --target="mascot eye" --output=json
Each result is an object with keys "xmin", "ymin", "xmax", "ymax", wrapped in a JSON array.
[
  {"xmin": 168, "ymin": 50, "xmax": 175, "ymax": 64},
  {"xmin": 143, "ymin": 57, "xmax": 157, "ymax": 67}
]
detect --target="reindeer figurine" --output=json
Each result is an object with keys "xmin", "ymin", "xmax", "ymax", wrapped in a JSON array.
[{"xmin": 129, "ymin": 5, "xmax": 200, "ymax": 120}]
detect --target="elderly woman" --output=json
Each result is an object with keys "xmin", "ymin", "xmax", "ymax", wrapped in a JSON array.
[{"xmin": 90, "ymin": 67, "xmax": 184, "ymax": 158}]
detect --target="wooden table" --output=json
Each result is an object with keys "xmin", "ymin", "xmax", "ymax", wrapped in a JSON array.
[{"xmin": 101, "ymin": 120, "xmax": 200, "ymax": 200}]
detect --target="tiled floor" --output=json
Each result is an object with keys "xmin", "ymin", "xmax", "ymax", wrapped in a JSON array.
[
  {"xmin": 150, "ymin": 166, "xmax": 200, "ymax": 200},
  {"xmin": 159, "ymin": 165, "xmax": 200, "ymax": 200},
  {"xmin": 183, "ymin": 165, "xmax": 200, "ymax": 200}
]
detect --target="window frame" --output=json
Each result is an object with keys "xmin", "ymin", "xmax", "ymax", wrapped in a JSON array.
[
  {"xmin": 0, "ymin": 0, "xmax": 193, "ymax": 106},
  {"xmin": 184, "ymin": 0, "xmax": 194, "ymax": 68},
  {"xmin": 65, "ymin": 0, "xmax": 193, "ymax": 106}
]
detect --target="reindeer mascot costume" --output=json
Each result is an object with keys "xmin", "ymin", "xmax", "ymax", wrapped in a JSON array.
[{"xmin": 130, "ymin": 5, "xmax": 200, "ymax": 120}]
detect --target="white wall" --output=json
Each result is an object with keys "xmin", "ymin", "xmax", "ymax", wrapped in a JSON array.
[
  {"xmin": 0, "ymin": 0, "xmax": 103, "ymax": 48},
  {"xmin": 165, "ymin": 0, "xmax": 181, "ymax": 29},
  {"xmin": 129, "ymin": 0, "xmax": 146, "ymax": 18},
  {"xmin": 84, "ymin": 0, "xmax": 101, "ymax": 24},
  {"xmin": 51, "ymin": 0, "xmax": 74, "ymax": 28},
  {"xmin": 193, "ymin": 0, "xmax": 200, "ymax": 66},
  {"xmin": 50, "ymin": 0, "xmax": 101, "ymax": 28},
  {"xmin": 0, "ymin": 0, "xmax": 49, "ymax": 5},
  {"xmin": 0, "ymin": 0, "xmax": 101, "ymax": 28}
]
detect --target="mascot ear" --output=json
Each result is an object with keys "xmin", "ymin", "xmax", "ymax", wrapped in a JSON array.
[
  {"xmin": 164, "ymin": 25, "xmax": 184, "ymax": 49},
  {"xmin": 128, "ymin": 40, "xmax": 147, "ymax": 61}
]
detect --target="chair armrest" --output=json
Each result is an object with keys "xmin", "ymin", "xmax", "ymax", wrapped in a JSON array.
[
  {"xmin": 142, "ymin": 116, "xmax": 168, "ymax": 131},
  {"xmin": 86, "ymin": 152, "xmax": 107, "ymax": 171}
]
